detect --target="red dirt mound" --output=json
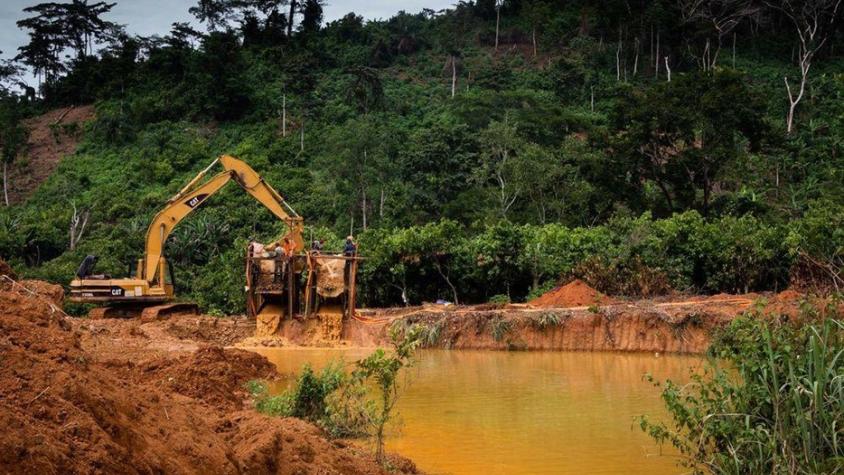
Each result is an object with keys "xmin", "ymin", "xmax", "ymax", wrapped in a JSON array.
[
  {"xmin": 221, "ymin": 412, "xmax": 416, "ymax": 475},
  {"xmin": 0, "ymin": 259, "xmax": 16, "ymax": 281},
  {"xmin": 0, "ymin": 288, "xmax": 417, "ymax": 474},
  {"xmin": 529, "ymin": 279, "xmax": 613, "ymax": 307},
  {"xmin": 17, "ymin": 279, "xmax": 65, "ymax": 304},
  {"xmin": 138, "ymin": 346, "xmax": 277, "ymax": 411}
]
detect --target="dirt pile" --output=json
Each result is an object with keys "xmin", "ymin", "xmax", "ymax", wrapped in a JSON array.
[
  {"xmin": 0, "ymin": 259, "xmax": 17, "ymax": 281},
  {"xmin": 166, "ymin": 316, "xmax": 254, "ymax": 346},
  {"xmin": 137, "ymin": 346, "xmax": 277, "ymax": 411},
  {"xmin": 17, "ymin": 279, "xmax": 65, "ymax": 304},
  {"xmin": 0, "ymin": 288, "xmax": 416, "ymax": 474},
  {"xmin": 529, "ymin": 279, "xmax": 613, "ymax": 307}
]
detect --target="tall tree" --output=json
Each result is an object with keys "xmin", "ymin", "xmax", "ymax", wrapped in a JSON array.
[{"xmin": 298, "ymin": 0, "xmax": 324, "ymax": 34}]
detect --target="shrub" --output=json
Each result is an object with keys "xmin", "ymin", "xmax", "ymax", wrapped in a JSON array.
[
  {"xmin": 640, "ymin": 307, "xmax": 844, "ymax": 474},
  {"xmin": 490, "ymin": 317, "xmax": 512, "ymax": 342},
  {"xmin": 532, "ymin": 312, "xmax": 563, "ymax": 330}
]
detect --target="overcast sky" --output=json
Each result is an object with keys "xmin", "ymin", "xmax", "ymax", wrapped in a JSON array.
[{"xmin": 0, "ymin": 0, "xmax": 455, "ymax": 87}]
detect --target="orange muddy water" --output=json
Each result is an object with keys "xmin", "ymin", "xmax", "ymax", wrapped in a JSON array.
[{"xmin": 250, "ymin": 348, "xmax": 698, "ymax": 474}]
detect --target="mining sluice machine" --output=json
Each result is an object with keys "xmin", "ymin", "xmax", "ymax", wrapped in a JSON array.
[{"xmin": 247, "ymin": 243, "xmax": 360, "ymax": 341}]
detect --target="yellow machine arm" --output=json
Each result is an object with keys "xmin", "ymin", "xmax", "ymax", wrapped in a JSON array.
[{"xmin": 142, "ymin": 155, "xmax": 304, "ymax": 283}]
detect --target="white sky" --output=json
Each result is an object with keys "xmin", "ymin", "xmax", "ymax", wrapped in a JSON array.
[{"xmin": 0, "ymin": 0, "xmax": 455, "ymax": 87}]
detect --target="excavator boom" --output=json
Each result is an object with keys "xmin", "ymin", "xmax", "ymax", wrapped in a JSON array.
[
  {"xmin": 69, "ymin": 155, "xmax": 304, "ymax": 317},
  {"xmin": 143, "ymin": 155, "xmax": 304, "ymax": 283}
]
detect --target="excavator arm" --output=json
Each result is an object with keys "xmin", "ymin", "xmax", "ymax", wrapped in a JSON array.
[{"xmin": 142, "ymin": 155, "xmax": 304, "ymax": 283}]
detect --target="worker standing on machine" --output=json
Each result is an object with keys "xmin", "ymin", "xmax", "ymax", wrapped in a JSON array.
[
  {"xmin": 343, "ymin": 236, "xmax": 357, "ymax": 290},
  {"xmin": 311, "ymin": 238, "xmax": 324, "ymax": 254},
  {"xmin": 343, "ymin": 236, "xmax": 357, "ymax": 256}
]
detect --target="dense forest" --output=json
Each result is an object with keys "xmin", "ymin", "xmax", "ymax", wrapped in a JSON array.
[{"xmin": 0, "ymin": 0, "xmax": 842, "ymax": 313}]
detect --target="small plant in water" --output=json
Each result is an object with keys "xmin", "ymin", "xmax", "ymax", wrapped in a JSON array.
[
  {"xmin": 353, "ymin": 324, "xmax": 423, "ymax": 465},
  {"xmin": 247, "ymin": 326, "xmax": 424, "ymax": 467}
]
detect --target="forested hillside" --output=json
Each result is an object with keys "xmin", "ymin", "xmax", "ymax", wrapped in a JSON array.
[{"xmin": 0, "ymin": 0, "xmax": 842, "ymax": 313}]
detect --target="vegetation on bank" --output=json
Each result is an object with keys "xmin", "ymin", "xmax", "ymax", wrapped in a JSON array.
[
  {"xmin": 0, "ymin": 0, "xmax": 842, "ymax": 311},
  {"xmin": 641, "ymin": 305, "xmax": 844, "ymax": 474},
  {"xmin": 248, "ymin": 326, "xmax": 423, "ymax": 465}
]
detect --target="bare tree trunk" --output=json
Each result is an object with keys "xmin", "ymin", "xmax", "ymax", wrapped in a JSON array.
[
  {"xmin": 3, "ymin": 162, "xmax": 8, "ymax": 207},
  {"xmin": 433, "ymin": 259, "xmax": 459, "ymax": 304},
  {"xmin": 785, "ymin": 74, "xmax": 806, "ymax": 134},
  {"xmin": 361, "ymin": 149, "xmax": 368, "ymax": 230},
  {"xmin": 732, "ymin": 32, "xmax": 737, "ymax": 68},
  {"xmin": 616, "ymin": 35, "xmax": 622, "ymax": 81},
  {"xmin": 379, "ymin": 187, "xmax": 385, "ymax": 219},
  {"xmin": 633, "ymin": 37, "xmax": 639, "ymax": 76},
  {"xmin": 665, "ymin": 56, "xmax": 672, "ymax": 82},
  {"xmin": 300, "ymin": 120, "xmax": 304, "ymax": 152},
  {"xmin": 649, "ymin": 25, "xmax": 654, "ymax": 73},
  {"xmin": 451, "ymin": 55, "xmax": 457, "ymax": 98},
  {"xmin": 590, "ymin": 86, "xmax": 594, "ymax": 112},
  {"xmin": 655, "ymin": 30, "xmax": 660, "ymax": 79},
  {"xmin": 69, "ymin": 202, "xmax": 90, "ymax": 251},
  {"xmin": 495, "ymin": 5, "xmax": 501, "ymax": 52},
  {"xmin": 532, "ymin": 27, "xmax": 537, "ymax": 57},
  {"xmin": 361, "ymin": 190, "xmax": 367, "ymax": 230},
  {"xmin": 281, "ymin": 94, "xmax": 287, "ymax": 137},
  {"xmin": 287, "ymin": 0, "xmax": 297, "ymax": 37}
]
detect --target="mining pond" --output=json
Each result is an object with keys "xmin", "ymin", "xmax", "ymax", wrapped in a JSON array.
[{"xmin": 250, "ymin": 347, "xmax": 698, "ymax": 474}]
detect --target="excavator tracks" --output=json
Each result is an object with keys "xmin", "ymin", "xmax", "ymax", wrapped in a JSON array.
[{"xmin": 88, "ymin": 303, "xmax": 199, "ymax": 321}]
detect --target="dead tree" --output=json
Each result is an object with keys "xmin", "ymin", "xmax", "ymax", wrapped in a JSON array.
[
  {"xmin": 680, "ymin": 0, "xmax": 759, "ymax": 70},
  {"xmin": 69, "ymin": 202, "xmax": 90, "ymax": 251},
  {"xmin": 2, "ymin": 161, "xmax": 8, "ymax": 206},
  {"xmin": 495, "ymin": 0, "xmax": 502, "ymax": 52},
  {"xmin": 665, "ymin": 56, "xmax": 672, "ymax": 81},
  {"xmin": 444, "ymin": 53, "xmax": 461, "ymax": 98},
  {"xmin": 765, "ymin": 0, "xmax": 842, "ymax": 134},
  {"xmin": 616, "ymin": 29, "xmax": 623, "ymax": 81}
]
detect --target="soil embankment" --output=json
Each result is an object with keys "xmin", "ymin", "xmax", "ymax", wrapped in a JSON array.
[
  {"xmin": 248, "ymin": 282, "xmax": 808, "ymax": 354},
  {"xmin": 0, "ymin": 273, "xmax": 417, "ymax": 474}
]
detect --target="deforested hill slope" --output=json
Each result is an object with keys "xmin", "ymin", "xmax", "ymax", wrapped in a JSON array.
[{"xmin": 6, "ymin": 105, "xmax": 94, "ymax": 205}]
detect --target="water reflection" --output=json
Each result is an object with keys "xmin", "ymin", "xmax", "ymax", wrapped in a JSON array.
[{"xmin": 250, "ymin": 348, "xmax": 699, "ymax": 475}]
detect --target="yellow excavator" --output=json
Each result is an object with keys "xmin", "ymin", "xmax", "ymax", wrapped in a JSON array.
[{"xmin": 69, "ymin": 155, "xmax": 304, "ymax": 319}]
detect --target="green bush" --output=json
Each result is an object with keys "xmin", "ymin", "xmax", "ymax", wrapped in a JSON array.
[{"xmin": 641, "ymin": 308, "xmax": 844, "ymax": 474}]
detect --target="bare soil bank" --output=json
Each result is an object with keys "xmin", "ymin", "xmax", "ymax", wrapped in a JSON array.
[
  {"xmin": 248, "ymin": 290, "xmax": 808, "ymax": 354},
  {"xmin": 0, "ymin": 282, "xmax": 417, "ymax": 474}
]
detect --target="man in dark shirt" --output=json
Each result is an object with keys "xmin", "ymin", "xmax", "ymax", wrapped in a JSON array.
[{"xmin": 343, "ymin": 236, "xmax": 357, "ymax": 256}]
